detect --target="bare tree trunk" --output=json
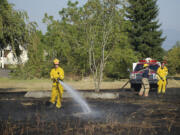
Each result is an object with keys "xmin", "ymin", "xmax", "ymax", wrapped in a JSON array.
[
  {"xmin": 89, "ymin": 38, "xmax": 100, "ymax": 92},
  {"xmin": 87, "ymin": 1, "xmax": 116, "ymax": 92},
  {"xmin": 88, "ymin": 23, "xmax": 113, "ymax": 92}
]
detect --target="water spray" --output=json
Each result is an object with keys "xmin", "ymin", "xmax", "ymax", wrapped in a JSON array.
[{"xmin": 59, "ymin": 81, "xmax": 91, "ymax": 113}]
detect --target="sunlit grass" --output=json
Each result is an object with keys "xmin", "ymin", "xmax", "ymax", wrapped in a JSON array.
[{"xmin": 0, "ymin": 76, "xmax": 180, "ymax": 92}]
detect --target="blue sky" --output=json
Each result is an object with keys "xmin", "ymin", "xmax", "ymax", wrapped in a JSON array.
[
  {"xmin": 8, "ymin": 0, "xmax": 180, "ymax": 50},
  {"xmin": 8, "ymin": 0, "xmax": 87, "ymax": 32}
]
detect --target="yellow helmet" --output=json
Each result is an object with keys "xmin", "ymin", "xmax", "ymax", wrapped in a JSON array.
[
  {"xmin": 53, "ymin": 58, "xmax": 59, "ymax": 65},
  {"xmin": 143, "ymin": 64, "xmax": 148, "ymax": 68}
]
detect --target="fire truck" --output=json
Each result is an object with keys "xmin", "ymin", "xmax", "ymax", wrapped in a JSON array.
[{"xmin": 130, "ymin": 58, "xmax": 161, "ymax": 91}]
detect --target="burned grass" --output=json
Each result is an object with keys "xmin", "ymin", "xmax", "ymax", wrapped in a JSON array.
[{"xmin": 0, "ymin": 89, "xmax": 180, "ymax": 135}]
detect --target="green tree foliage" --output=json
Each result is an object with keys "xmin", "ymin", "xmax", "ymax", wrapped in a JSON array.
[
  {"xmin": 42, "ymin": 0, "xmax": 138, "ymax": 84},
  {"xmin": 83, "ymin": 0, "xmax": 138, "ymax": 90},
  {"xmin": 43, "ymin": 1, "xmax": 89, "ymax": 76},
  {"xmin": 167, "ymin": 41, "xmax": 180, "ymax": 75},
  {"xmin": 6, "ymin": 0, "xmax": 154, "ymax": 82},
  {"xmin": 0, "ymin": 0, "xmax": 46, "ymax": 79},
  {"xmin": 126, "ymin": 0, "xmax": 165, "ymax": 59},
  {"xmin": 12, "ymin": 31, "xmax": 50, "ymax": 79},
  {"xmin": 105, "ymin": 47, "xmax": 139, "ymax": 79},
  {"xmin": 0, "ymin": 0, "xmax": 30, "ymax": 57}
]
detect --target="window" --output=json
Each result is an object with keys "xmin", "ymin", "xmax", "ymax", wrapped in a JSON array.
[
  {"xmin": 134, "ymin": 64, "xmax": 159, "ymax": 72},
  {"xmin": 134, "ymin": 64, "xmax": 143, "ymax": 71},
  {"xmin": 149, "ymin": 64, "xmax": 159, "ymax": 71}
]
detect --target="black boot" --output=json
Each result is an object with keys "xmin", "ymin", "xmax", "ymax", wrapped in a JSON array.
[
  {"xmin": 46, "ymin": 101, "xmax": 55, "ymax": 109},
  {"xmin": 49, "ymin": 103, "xmax": 55, "ymax": 109}
]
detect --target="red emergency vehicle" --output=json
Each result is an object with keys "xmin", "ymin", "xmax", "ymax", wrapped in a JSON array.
[{"xmin": 130, "ymin": 58, "xmax": 161, "ymax": 91}]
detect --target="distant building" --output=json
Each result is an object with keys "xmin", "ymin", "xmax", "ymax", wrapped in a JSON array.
[{"xmin": 0, "ymin": 45, "xmax": 28, "ymax": 68}]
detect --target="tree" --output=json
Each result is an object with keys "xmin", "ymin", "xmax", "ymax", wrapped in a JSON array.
[
  {"xmin": 105, "ymin": 47, "xmax": 139, "ymax": 79},
  {"xmin": 42, "ymin": 0, "xmax": 132, "ymax": 91},
  {"xmin": 125, "ymin": 0, "xmax": 165, "ymax": 60},
  {"xmin": 11, "ymin": 30, "xmax": 49, "ymax": 79},
  {"xmin": 84, "ymin": 0, "xmax": 128, "ymax": 91},
  {"xmin": 0, "ymin": 0, "xmax": 30, "ymax": 59},
  {"xmin": 43, "ymin": 1, "xmax": 90, "ymax": 76},
  {"xmin": 167, "ymin": 41, "xmax": 180, "ymax": 75}
]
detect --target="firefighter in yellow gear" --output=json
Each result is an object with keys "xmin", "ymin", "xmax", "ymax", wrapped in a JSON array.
[
  {"xmin": 156, "ymin": 62, "xmax": 168, "ymax": 94},
  {"xmin": 49, "ymin": 58, "xmax": 64, "ymax": 108}
]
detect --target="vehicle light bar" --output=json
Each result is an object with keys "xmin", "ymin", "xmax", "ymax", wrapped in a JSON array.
[
  {"xmin": 149, "ymin": 60, "xmax": 157, "ymax": 63},
  {"xmin": 139, "ymin": 60, "xmax": 147, "ymax": 62}
]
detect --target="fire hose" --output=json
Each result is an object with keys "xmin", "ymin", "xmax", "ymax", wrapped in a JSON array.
[{"xmin": 120, "ymin": 80, "xmax": 130, "ymax": 91}]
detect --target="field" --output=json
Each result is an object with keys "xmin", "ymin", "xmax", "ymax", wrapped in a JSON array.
[
  {"xmin": 0, "ymin": 77, "xmax": 180, "ymax": 91},
  {"xmin": 0, "ymin": 77, "xmax": 180, "ymax": 135}
]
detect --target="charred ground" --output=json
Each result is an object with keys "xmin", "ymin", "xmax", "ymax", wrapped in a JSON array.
[{"xmin": 0, "ymin": 88, "xmax": 180, "ymax": 135}]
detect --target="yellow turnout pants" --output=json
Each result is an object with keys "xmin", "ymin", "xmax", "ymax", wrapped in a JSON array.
[
  {"xmin": 158, "ymin": 79, "xmax": 167, "ymax": 94},
  {"xmin": 50, "ymin": 83, "xmax": 64, "ymax": 108},
  {"xmin": 139, "ymin": 78, "xmax": 150, "ymax": 97}
]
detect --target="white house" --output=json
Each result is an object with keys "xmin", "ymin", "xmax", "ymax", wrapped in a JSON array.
[{"xmin": 0, "ymin": 45, "xmax": 28, "ymax": 68}]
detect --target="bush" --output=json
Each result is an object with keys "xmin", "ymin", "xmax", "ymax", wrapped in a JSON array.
[
  {"xmin": 167, "ymin": 41, "xmax": 180, "ymax": 75},
  {"xmin": 105, "ymin": 47, "xmax": 139, "ymax": 79}
]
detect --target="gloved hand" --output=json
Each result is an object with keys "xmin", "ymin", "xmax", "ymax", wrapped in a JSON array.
[
  {"xmin": 57, "ymin": 78, "xmax": 63, "ymax": 82},
  {"xmin": 162, "ymin": 77, "xmax": 166, "ymax": 81},
  {"xmin": 160, "ymin": 78, "xmax": 164, "ymax": 81},
  {"xmin": 52, "ymin": 78, "xmax": 56, "ymax": 83}
]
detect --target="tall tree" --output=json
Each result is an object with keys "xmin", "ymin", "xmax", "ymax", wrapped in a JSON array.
[
  {"xmin": 167, "ymin": 41, "xmax": 180, "ymax": 74},
  {"xmin": 84, "ymin": 0, "xmax": 128, "ymax": 91},
  {"xmin": 43, "ymin": 1, "xmax": 90, "ymax": 76},
  {"xmin": 126, "ymin": 0, "xmax": 165, "ymax": 59},
  {"xmin": 0, "ymin": 0, "xmax": 31, "ymax": 58},
  {"xmin": 11, "ymin": 30, "xmax": 49, "ymax": 79},
  {"xmin": 43, "ymin": 0, "xmax": 131, "ymax": 91}
]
